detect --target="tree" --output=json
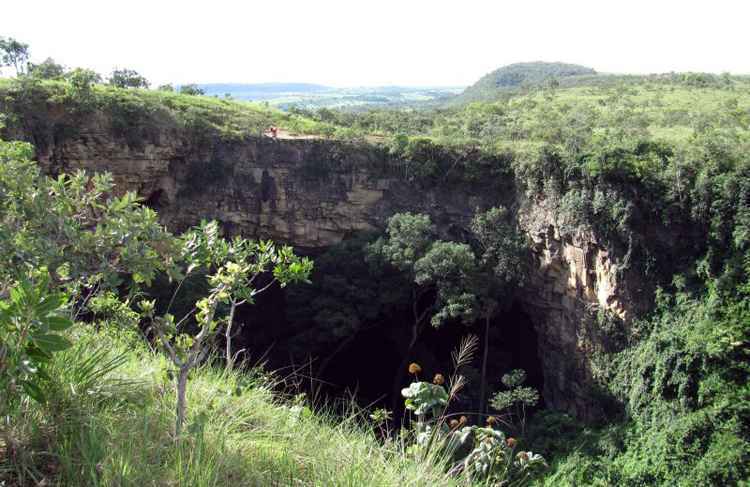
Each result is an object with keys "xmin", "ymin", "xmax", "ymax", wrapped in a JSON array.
[
  {"xmin": 28, "ymin": 57, "xmax": 65, "ymax": 79},
  {"xmin": 179, "ymin": 84, "xmax": 204, "ymax": 96},
  {"xmin": 65, "ymin": 68, "xmax": 102, "ymax": 101},
  {"xmin": 0, "ymin": 137, "xmax": 175, "ymax": 409},
  {"xmin": 469, "ymin": 207, "xmax": 526, "ymax": 414},
  {"xmin": 109, "ymin": 68, "xmax": 149, "ymax": 89},
  {"xmin": 157, "ymin": 83, "xmax": 175, "ymax": 92},
  {"xmin": 370, "ymin": 208, "xmax": 526, "ymax": 414},
  {"xmin": 0, "ymin": 36, "xmax": 29, "ymax": 75},
  {"xmin": 141, "ymin": 221, "xmax": 312, "ymax": 437},
  {"xmin": 368, "ymin": 213, "xmax": 481, "ymax": 410},
  {"xmin": 219, "ymin": 237, "xmax": 313, "ymax": 371},
  {"xmin": 490, "ymin": 369, "xmax": 539, "ymax": 435}
]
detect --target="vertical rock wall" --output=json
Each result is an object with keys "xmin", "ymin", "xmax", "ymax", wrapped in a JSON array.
[{"xmin": 28, "ymin": 130, "xmax": 641, "ymax": 419}]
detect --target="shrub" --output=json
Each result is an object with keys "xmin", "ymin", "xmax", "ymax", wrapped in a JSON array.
[{"xmin": 399, "ymin": 339, "xmax": 548, "ymax": 485}]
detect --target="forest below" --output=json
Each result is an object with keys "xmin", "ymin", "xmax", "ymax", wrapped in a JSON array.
[{"xmin": 1, "ymin": 40, "xmax": 749, "ymax": 486}]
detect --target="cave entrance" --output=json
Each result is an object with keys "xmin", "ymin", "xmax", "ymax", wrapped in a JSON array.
[
  {"xmin": 486, "ymin": 301, "xmax": 545, "ymax": 409},
  {"xmin": 311, "ymin": 300, "xmax": 545, "ymax": 419},
  {"xmin": 226, "ymin": 283, "xmax": 545, "ymax": 421},
  {"xmin": 144, "ymin": 188, "xmax": 165, "ymax": 211},
  {"xmin": 316, "ymin": 327, "xmax": 402, "ymax": 411}
]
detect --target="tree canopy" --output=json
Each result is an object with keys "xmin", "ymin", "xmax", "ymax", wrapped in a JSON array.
[
  {"xmin": 0, "ymin": 36, "xmax": 30, "ymax": 75},
  {"xmin": 109, "ymin": 68, "xmax": 150, "ymax": 89}
]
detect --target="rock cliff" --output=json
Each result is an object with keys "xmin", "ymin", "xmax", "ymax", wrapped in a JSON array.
[{"xmin": 17, "ymin": 121, "xmax": 641, "ymax": 419}]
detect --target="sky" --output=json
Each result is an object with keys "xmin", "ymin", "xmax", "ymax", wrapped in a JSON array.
[{"xmin": 1, "ymin": 0, "xmax": 749, "ymax": 87}]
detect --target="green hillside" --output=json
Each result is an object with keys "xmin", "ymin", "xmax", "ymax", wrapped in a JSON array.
[
  {"xmin": 300, "ymin": 75, "xmax": 750, "ymax": 152},
  {"xmin": 452, "ymin": 61, "xmax": 597, "ymax": 104}
]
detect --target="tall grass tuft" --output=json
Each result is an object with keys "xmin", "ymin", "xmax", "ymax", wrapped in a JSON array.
[{"xmin": 1, "ymin": 327, "xmax": 463, "ymax": 486}]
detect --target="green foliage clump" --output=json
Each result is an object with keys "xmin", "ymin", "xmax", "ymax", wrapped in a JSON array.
[
  {"xmin": 179, "ymin": 83, "xmax": 205, "ymax": 96},
  {"xmin": 65, "ymin": 68, "xmax": 103, "ymax": 104},
  {"xmin": 108, "ymin": 68, "xmax": 149, "ymax": 89},
  {"xmin": 399, "ymin": 346, "xmax": 547, "ymax": 485},
  {"xmin": 0, "ymin": 273, "xmax": 73, "ymax": 407},
  {"xmin": 403, "ymin": 381, "xmax": 449, "ymax": 417},
  {"xmin": 490, "ymin": 369, "xmax": 540, "ymax": 434},
  {"xmin": 537, "ymin": 280, "xmax": 750, "ymax": 486},
  {"xmin": 27, "ymin": 58, "xmax": 65, "ymax": 80},
  {"xmin": 0, "ymin": 139, "xmax": 172, "ymax": 289}
]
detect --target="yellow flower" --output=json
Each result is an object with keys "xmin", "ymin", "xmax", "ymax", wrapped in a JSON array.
[
  {"xmin": 433, "ymin": 373, "xmax": 445, "ymax": 385},
  {"xmin": 516, "ymin": 451, "xmax": 529, "ymax": 462},
  {"xmin": 486, "ymin": 416, "xmax": 497, "ymax": 426},
  {"xmin": 408, "ymin": 363, "xmax": 422, "ymax": 375}
]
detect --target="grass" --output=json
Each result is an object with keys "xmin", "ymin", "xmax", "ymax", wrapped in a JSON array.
[
  {"xmin": 0, "ymin": 78, "xmax": 339, "ymax": 144},
  {"xmin": 1, "ymin": 327, "xmax": 458, "ymax": 486}
]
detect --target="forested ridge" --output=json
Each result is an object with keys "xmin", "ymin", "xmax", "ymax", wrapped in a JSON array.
[{"xmin": 1, "ymin": 42, "xmax": 749, "ymax": 486}]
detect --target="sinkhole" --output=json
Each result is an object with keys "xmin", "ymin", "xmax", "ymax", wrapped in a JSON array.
[{"xmin": 230, "ymin": 286, "xmax": 545, "ymax": 420}]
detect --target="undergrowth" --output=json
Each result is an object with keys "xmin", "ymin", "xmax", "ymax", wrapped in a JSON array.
[
  {"xmin": 527, "ymin": 282, "xmax": 750, "ymax": 486},
  {"xmin": 1, "ymin": 327, "xmax": 458, "ymax": 486}
]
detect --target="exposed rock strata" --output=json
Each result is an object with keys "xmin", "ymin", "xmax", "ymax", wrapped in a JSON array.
[{"xmin": 26, "ymin": 129, "xmax": 640, "ymax": 419}]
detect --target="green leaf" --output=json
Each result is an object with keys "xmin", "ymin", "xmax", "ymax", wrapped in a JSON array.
[
  {"xmin": 46, "ymin": 315, "xmax": 74, "ymax": 331},
  {"xmin": 32, "ymin": 333, "xmax": 73, "ymax": 352},
  {"xmin": 9, "ymin": 285, "xmax": 26, "ymax": 305},
  {"xmin": 26, "ymin": 345, "xmax": 53, "ymax": 362},
  {"xmin": 21, "ymin": 380, "xmax": 46, "ymax": 403},
  {"xmin": 37, "ymin": 293, "xmax": 67, "ymax": 316},
  {"xmin": 401, "ymin": 381, "xmax": 449, "ymax": 416}
]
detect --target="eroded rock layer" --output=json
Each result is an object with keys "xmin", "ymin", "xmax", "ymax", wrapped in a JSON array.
[{"xmin": 24, "ymin": 126, "xmax": 641, "ymax": 419}]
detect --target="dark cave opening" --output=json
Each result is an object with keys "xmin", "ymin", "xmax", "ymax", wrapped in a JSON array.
[
  {"xmin": 492, "ymin": 302, "xmax": 546, "ymax": 409},
  {"xmin": 312, "ymin": 300, "xmax": 545, "ymax": 419},
  {"xmin": 144, "ymin": 188, "xmax": 165, "ymax": 211},
  {"xmin": 230, "ymin": 286, "xmax": 546, "ymax": 421},
  {"xmin": 318, "ymin": 327, "xmax": 403, "ymax": 409}
]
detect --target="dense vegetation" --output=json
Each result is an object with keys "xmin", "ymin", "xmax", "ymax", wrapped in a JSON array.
[
  {"xmin": 0, "ymin": 135, "xmax": 548, "ymax": 486},
  {"xmin": 1, "ymin": 41, "xmax": 749, "ymax": 485},
  {"xmin": 311, "ymin": 72, "xmax": 750, "ymax": 485},
  {"xmin": 264, "ymin": 71, "xmax": 750, "ymax": 484},
  {"xmin": 0, "ymin": 76, "xmax": 337, "ymax": 151}
]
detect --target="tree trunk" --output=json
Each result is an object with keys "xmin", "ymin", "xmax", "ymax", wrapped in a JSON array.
[
  {"xmin": 391, "ymin": 322, "xmax": 421, "ymax": 412},
  {"xmin": 391, "ymin": 290, "xmax": 431, "ymax": 414},
  {"xmin": 479, "ymin": 315, "xmax": 491, "ymax": 415},
  {"xmin": 225, "ymin": 301, "xmax": 237, "ymax": 371},
  {"xmin": 175, "ymin": 366, "xmax": 190, "ymax": 438}
]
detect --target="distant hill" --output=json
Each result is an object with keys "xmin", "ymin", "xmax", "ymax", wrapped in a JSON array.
[
  {"xmin": 453, "ymin": 62, "xmax": 597, "ymax": 104},
  {"xmin": 198, "ymin": 83, "xmax": 332, "ymax": 101},
  {"xmin": 196, "ymin": 83, "xmax": 463, "ymax": 109}
]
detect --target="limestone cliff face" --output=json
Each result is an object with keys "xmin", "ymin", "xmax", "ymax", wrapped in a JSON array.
[
  {"xmin": 29, "ymin": 128, "xmax": 640, "ymax": 419},
  {"xmin": 518, "ymin": 199, "xmax": 636, "ymax": 418}
]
